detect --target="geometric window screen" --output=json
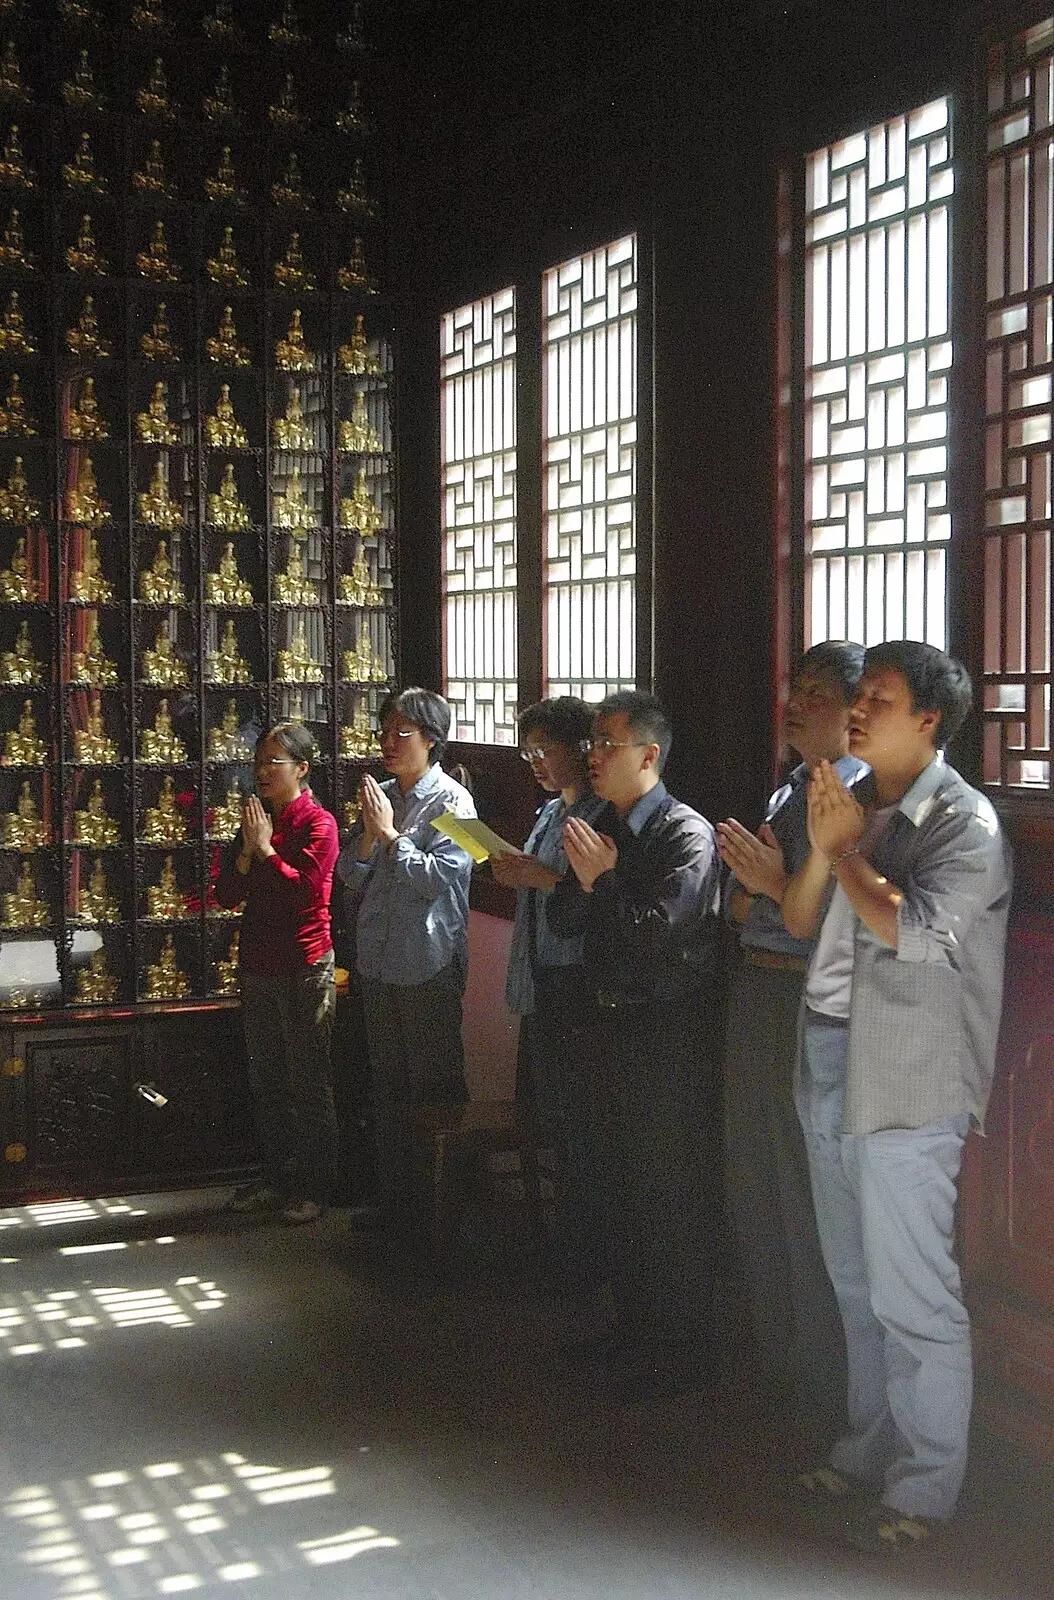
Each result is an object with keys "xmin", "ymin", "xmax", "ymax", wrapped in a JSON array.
[
  {"xmin": 440, "ymin": 289, "xmax": 518, "ymax": 744},
  {"xmin": 983, "ymin": 17, "xmax": 1054, "ymax": 790},
  {"xmin": 804, "ymin": 100, "xmax": 953, "ymax": 651},
  {"xmin": 543, "ymin": 235, "xmax": 637, "ymax": 700}
]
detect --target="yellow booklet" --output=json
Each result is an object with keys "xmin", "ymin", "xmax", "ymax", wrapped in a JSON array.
[{"xmin": 433, "ymin": 812, "xmax": 518, "ymax": 864}]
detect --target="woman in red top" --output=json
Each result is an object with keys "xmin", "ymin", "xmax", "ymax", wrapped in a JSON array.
[{"xmin": 214, "ymin": 721, "xmax": 339, "ymax": 1224}]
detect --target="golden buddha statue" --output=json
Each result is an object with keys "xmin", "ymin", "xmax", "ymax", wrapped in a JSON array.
[
  {"xmin": 68, "ymin": 375, "xmax": 109, "ymax": 440},
  {"xmin": 1, "ymin": 778, "xmax": 48, "ymax": 847},
  {"xmin": 274, "ymin": 232, "xmax": 316, "ymax": 294},
  {"xmin": 269, "ymin": 1, "xmax": 303, "ymax": 46},
  {"xmin": 205, "ymin": 618, "xmax": 251, "ymax": 685},
  {"xmin": 338, "ymin": 546, "xmax": 382, "ymax": 609},
  {"xmin": 66, "ymin": 295, "xmax": 110, "ymax": 359},
  {"xmin": 343, "ymin": 796, "xmax": 361, "ymax": 829},
  {"xmin": 139, "ymin": 697, "xmax": 187, "ymax": 765},
  {"xmin": 207, "ymin": 698, "xmax": 253, "ymax": 762},
  {"xmin": 272, "ymin": 384, "xmax": 313, "ymax": 451},
  {"xmin": 204, "ymin": 145, "xmax": 243, "ymax": 205},
  {"xmin": 0, "ymin": 288, "xmax": 33, "ymax": 353},
  {"xmin": 339, "ymin": 465, "xmax": 382, "ymax": 532},
  {"xmin": 285, "ymin": 689, "xmax": 305, "ymax": 723},
  {"xmin": 275, "ymin": 308, "xmax": 315, "ymax": 372},
  {"xmin": 3, "ymin": 698, "xmax": 47, "ymax": 766},
  {"xmin": 272, "ymin": 465, "xmax": 316, "ymax": 530},
  {"xmin": 141, "ymin": 773, "xmax": 187, "ymax": 844},
  {"xmin": 135, "ymin": 381, "xmax": 179, "ymax": 446},
  {"xmin": 0, "ymin": 619, "xmax": 41, "ymax": 684},
  {"xmin": 140, "ymin": 300, "xmax": 181, "ymax": 363},
  {"xmin": 342, "ymin": 626, "xmax": 388, "ymax": 684},
  {"xmin": 137, "ymin": 458, "xmax": 183, "ymax": 530},
  {"xmin": 0, "ymin": 124, "xmax": 33, "ymax": 188},
  {"xmin": 202, "ymin": 63, "xmax": 235, "ymax": 123},
  {"xmin": 212, "ymin": 930, "xmax": 240, "ymax": 995},
  {"xmin": 268, "ymin": 72, "xmax": 300, "ymax": 131},
  {"xmin": 66, "ymin": 213, "xmax": 108, "ymax": 275},
  {"xmin": 339, "ymin": 698, "xmax": 381, "ymax": 758},
  {"xmin": 0, "ymin": 39, "xmax": 28, "ymax": 103},
  {"xmin": 271, "ymin": 152, "xmax": 312, "ymax": 210},
  {"xmin": 335, "ymin": 80, "xmax": 368, "ymax": 135},
  {"xmin": 339, "ymin": 391, "xmax": 383, "ymax": 453},
  {"xmin": 277, "ymin": 620, "xmax": 323, "ymax": 684},
  {"xmin": 0, "ymin": 534, "xmax": 35, "ymax": 600},
  {"xmin": 207, "ymin": 463, "xmax": 250, "ymax": 531},
  {"xmin": 336, "ymin": 157, "xmax": 375, "ymax": 218},
  {"xmin": 338, "ymin": 313, "xmax": 381, "ymax": 376},
  {"xmin": 61, "ymin": 50, "xmax": 103, "ymax": 112},
  {"xmin": 0, "ymin": 206, "xmax": 32, "ymax": 270},
  {"xmin": 206, "ymin": 304, "xmax": 249, "ymax": 367},
  {"xmin": 131, "ymin": 0, "xmax": 166, "ymax": 30},
  {"xmin": 143, "ymin": 932, "xmax": 190, "ymax": 999},
  {"xmin": 146, "ymin": 853, "xmax": 189, "ymax": 920},
  {"xmin": 0, "ymin": 374, "xmax": 37, "ymax": 438},
  {"xmin": 69, "ymin": 535, "xmax": 112, "ymax": 605},
  {"xmin": 206, "ymin": 225, "xmax": 247, "ymax": 290},
  {"xmin": 207, "ymin": 784, "xmax": 243, "ymax": 840},
  {"xmin": 65, "ymin": 454, "xmax": 109, "ymax": 526},
  {"xmin": 0, "ymin": 455, "xmax": 39, "ymax": 522},
  {"xmin": 2, "ymin": 860, "xmax": 49, "ymax": 928},
  {"xmin": 76, "ymin": 948, "xmax": 120, "ymax": 1004},
  {"xmin": 132, "ymin": 138, "xmax": 173, "ymax": 197},
  {"xmin": 69, "ymin": 613, "xmax": 118, "ymax": 686},
  {"xmin": 203, "ymin": 0, "xmax": 236, "ymax": 42},
  {"xmin": 62, "ymin": 131, "xmax": 107, "ymax": 194},
  {"xmin": 204, "ymin": 383, "xmax": 247, "ymax": 449},
  {"xmin": 141, "ymin": 622, "xmax": 187, "ymax": 687},
  {"xmin": 137, "ymin": 219, "xmax": 179, "ymax": 282},
  {"xmin": 73, "ymin": 856, "xmax": 120, "ymax": 924},
  {"xmin": 273, "ymin": 537, "xmax": 316, "ymax": 606},
  {"xmin": 204, "ymin": 541, "xmax": 252, "ymax": 606},
  {"xmin": 137, "ymin": 57, "xmax": 174, "ymax": 120},
  {"xmin": 337, "ymin": 237, "xmax": 377, "ymax": 294},
  {"xmin": 337, "ymin": 1, "xmax": 366, "ymax": 52},
  {"xmin": 73, "ymin": 692, "xmax": 119, "ymax": 764},
  {"xmin": 138, "ymin": 539, "xmax": 184, "ymax": 605},
  {"xmin": 73, "ymin": 778, "xmax": 120, "ymax": 847}
]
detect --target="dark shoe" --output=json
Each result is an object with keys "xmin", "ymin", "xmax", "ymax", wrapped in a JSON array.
[
  {"xmin": 227, "ymin": 1181, "xmax": 282, "ymax": 1214},
  {"xmin": 842, "ymin": 1501, "xmax": 935, "ymax": 1553},
  {"xmin": 280, "ymin": 1197, "xmax": 323, "ymax": 1225}
]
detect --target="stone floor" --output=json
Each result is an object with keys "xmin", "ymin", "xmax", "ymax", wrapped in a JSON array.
[{"xmin": 0, "ymin": 1190, "xmax": 1049, "ymax": 1600}]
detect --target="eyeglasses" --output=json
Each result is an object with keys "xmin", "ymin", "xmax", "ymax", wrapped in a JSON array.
[
  {"xmin": 519, "ymin": 746, "xmax": 555, "ymax": 763},
  {"xmin": 578, "ymin": 737, "xmax": 649, "ymax": 755},
  {"xmin": 253, "ymin": 756, "xmax": 297, "ymax": 769},
  {"xmin": 381, "ymin": 729, "xmax": 418, "ymax": 741}
]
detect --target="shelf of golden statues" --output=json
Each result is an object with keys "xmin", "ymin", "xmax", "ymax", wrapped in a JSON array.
[
  {"xmin": 140, "ymin": 302, "xmax": 182, "ymax": 364},
  {"xmin": 0, "ymin": 375, "xmax": 37, "ymax": 438},
  {"xmin": 339, "ymin": 467, "xmax": 382, "ymax": 533},
  {"xmin": 0, "ymin": 291, "xmax": 36, "ymax": 355},
  {"xmin": 0, "ymin": 537, "xmax": 36, "ymax": 602},
  {"xmin": 69, "ymin": 535, "xmax": 113, "ymax": 605},
  {"xmin": 338, "ymin": 314, "xmax": 383, "ymax": 377},
  {"xmin": 76, "ymin": 948, "xmax": 120, "ymax": 1004},
  {"xmin": 275, "ymin": 309, "xmax": 315, "ymax": 373},
  {"xmin": 0, "ymin": 621, "xmax": 43, "ymax": 684},
  {"xmin": 205, "ymin": 543, "xmax": 253, "ymax": 607},
  {"xmin": 203, "ymin": 63, "xmax": 235, "ymax": 124},
  {"xmin": 339, "ymin": 392, "xmax": 383, "ymax": 453},
  {"xmin": 339, "ymin": 701, "xmax": 381, "ymax": 759},
  {"xmin": 62, "ymin": 132, "xmax": 107, "ymax": 196},
  {"xmin": 137, "ymin": 219, "xmax": 180, "ymax": 284},
  {"xmin": 204, "ymin": 384, "xmax": 248, "ymax": 450},
  {"xmin": 74, "ymin": 695, "xmax": 120, "ymax": 765},
  {"xmin": 145, "ymin": 853, "xmax": 191, "ymax": 920},
  {"xmin": 206, "ymin": 699, "xmax": 253, "ymax": 763},
  {"xmin": 1, "ymin": 781, "xmax": 49, "ymax": 848},
  {"xmin": 143, "ymin": 933, "xmax": 190, "ymax": 1001},
  {"xmin": 276, "ymin": 621, "xmax": 323, "ymax": 684},
  {"xmin": 338, "ymin": 548, "xmax": 383, "ymax": 608},
  {"xmin": 135, "ymin": 383, "xmax": 180, "ymax": 447},
  {"xmin": 204, "ymin": 147, "xmax": 243, "ymax": 206},
  {"xmin": 272, "ymin": 385, "xmax": 314, "ymax": 451},
  {"xmin": 0, "ymin": 42, "xmax": 29, "ymax": 104},
  {"xmin": 0, "ymin": 208, "xmax": 34, "ymax": 272},
  {"xmin": 206, "ymin": 226, "xmax": 248, "ymax": 291},
  {"xmin": 133, "ymin": 140, "xmax": 174, "ymax": 199},
  {"xmin": 211, "ymin": 930, "xmax": 240, "ymax": 995},
  {"xmin": 139, "ymin": 698, "xmax": 187, "ymax": 765},
  {"xmin": 138, "ymin": 459, "xmax": 184, "ymax": 530},
  {"xmin": 207, "ymin": 464, "xmax": 250, "ymax": 531},
  {"xmin": 271, "ymin": 152, "xmax": 312, "ymax": 211},
  {"xmin": 268, "ymin": 72, "xmax": 301, "ymax": 133},
  {"xmin": 65, "ymin": 457, "xmax": 110, "ymax": 527},
  {"xmin": 0, "ymin": 457, "xmax": 40, "ymax": 523},
  {"xmin": 2, "ymin": 861, "xmax": 50, "ymax": 928},
  {"xmin": 61, "ymin": 50, "xmax": 103, "ymax": 113},
  {"xmin": 274, "ymin": 233, "xmax": 316, "ymax": 295},
  {"xmin": 66, "ymin": 296, "xmax": 111, "ymax": 360},
  {"xmin": 0, "ymin": 125, "xmax": 34, "ymax": 189},
  {"xmin": 69, "ymin": 614, "xmax": 119, "ymax": 686},
  {"xmin": 137, "ymin": 58, "xmax": 174, "ymax": 122},
  {"xmin": 273, "ymin": 537, "xmax": 316, "ymax": 606},
  {"xmin": 205, "ymin": 620, "xmax": 251, "ymax": 685},
  {"xmin": 72, "ymin": 779, "xmax": 119, "ymax": 848},
  {"xmin": 2, "ymin": 700, "xmax": 47, "ymax": 766},
  {"xmin": 342, "ymin": 630, "xmax": 388, "ymax": 684},
  {"xmin": 337, "ymin": 238, "xmax": 377, "ymax": 296},
  {"xmin": 68, "ymin": 376, "xmax": 109, "ymax": 441},
  {"xmin": 141, "ymin": 623, "xmax": 188, "ymax": 687},
  {"xmin": 65, "ymin": 214, "xmax": 108, "ymax": 276},
  {"xmin": 141, "ymin": 775, "xmax": 187, "ymax": 844},
  {"xmin": 272, "ymin": 466, "xmax": 316, "ymax": 530},
  {"xmin": 336, "ymin": 158, "xmax": 375, "ymax": 218},
  {"xmin": 138, "ymin": 540, "xmax": 185, "ymax": 605},
  {"xmin": 206, "ymin": 785, "xmax": 243, "ymax": 841},
  {"xmin": 206, "ymin": 306, "xmax": 250, "ymax": 368},
  {"xmin": 71, "ymin": 856, "xmax": 120, "ymax": 924}
]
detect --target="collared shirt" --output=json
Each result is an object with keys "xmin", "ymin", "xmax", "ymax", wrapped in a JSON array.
[
  {"xmin": 737, "ymin": 755, "xmax": 869, "ymax": 958},
  {"xmin": 505, "ymin": 788, "xmax": 607, "ymax": 1016},
  {"xmin": 213, "ymin": 788, "xmax": 338, "ymax": 976},
  {"xmin": 547, "ymin": 780, "xmax": 721, "ymax": 1006},
  {"xmin": 337, "ymin": 763, "xmax": 476, "ymax": 987},
  {"xmin": 817, "ymin": 754, "xmax": 1012, "ymax": 1134}
]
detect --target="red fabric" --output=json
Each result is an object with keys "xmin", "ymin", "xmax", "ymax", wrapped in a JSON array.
[{"xmin": 213, "ymin": 788, "xmax": 338, "ymax": 975}]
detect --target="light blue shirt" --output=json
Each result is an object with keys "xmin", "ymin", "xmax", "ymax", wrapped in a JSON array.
[
  {"xmin": 338, "ymin": 764, "xmax": 476, "ymax": 987},
  {"xmin": 505, "ymin": 789, "xmax": 606, "ymax": 1016}
]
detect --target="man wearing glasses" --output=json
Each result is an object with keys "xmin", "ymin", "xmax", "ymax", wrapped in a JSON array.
[{"xmin": 547, "ymin": 690, "xmax": 721, "ymax": 1397}]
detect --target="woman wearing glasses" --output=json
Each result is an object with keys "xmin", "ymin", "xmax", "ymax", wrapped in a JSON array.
[
  {"xmin": 337, "ymin": 687, "xmax": 476, "ymax": 1229},
  {"xmin": 214, "ymin": 721, "xmax": 340, "ymax": 1226},
  {"xmin": 491, "ymin": 697, "xmax": 608, "ymax": 1306}
]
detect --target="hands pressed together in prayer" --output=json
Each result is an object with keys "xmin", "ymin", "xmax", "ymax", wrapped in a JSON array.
[
  {"xmin": 240, "ymin": 794, "xmax": 274, "ymax": 860},
  {"xmin": 806, "ymin": 758, "xmax": 866, "ymax": 864},
  {"xmin": 716, "ymin": 818, "xmax": 788, "ymax": 903},
  {"xmin": 358, "ymin": 771, "xmax": 398, "ymax": 855},
  {"xmin": 563, "ymin": 815, "xmax": 619, "ymax": 891}
]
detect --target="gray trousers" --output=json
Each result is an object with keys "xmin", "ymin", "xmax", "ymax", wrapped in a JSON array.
[
  {"xmin": 798, "ymin": 1016, "xmax": 972, "ymax": 1520},
  {"xmin": 723, "ymin": 959, "xmax": 845, "ymax": 1427},
  {"xmin": 240, "ymin": 953, "xmax": 338, "ymax": 1205},
  {"xmin": 360, "ymin": 963, "xmax": 467, "ymax": 1212}
]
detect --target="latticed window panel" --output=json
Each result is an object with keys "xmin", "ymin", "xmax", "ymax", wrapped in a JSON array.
[
  {"xmin": 983, "ymin": 19, "xmax": 1054, "ymax": 791},
  {"xmin": 543, "ymin": 235, "xmax": 637, "ymax": 701},
  {"xmin": 440, "ymin": 290, "xmax": 518, "ymax": 745},
  {"xmin": 804, "ymin": 100, "xmax": 952, "ymax": 651}
]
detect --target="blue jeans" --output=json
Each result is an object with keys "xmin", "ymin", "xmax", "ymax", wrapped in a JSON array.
[{"xmin": 797, "ymin": 1015, "xmax": 972, "ymax": 1520}]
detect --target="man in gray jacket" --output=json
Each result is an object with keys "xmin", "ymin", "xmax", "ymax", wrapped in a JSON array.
[{"xmin": 782, "ymin": 641, "xmax": 1012, "ymax": 1553}]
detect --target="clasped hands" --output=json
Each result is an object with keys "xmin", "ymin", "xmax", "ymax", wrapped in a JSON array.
[
  {"xmin": 358, "ymin": 771, "xmax": 398, "ymax": 854},
  {"xmin": 717, "ymin": 761, "xmax": 865, "ymax": 894},
  {"xmin": 240, "ymin": 794, "xmax": 274, "ymax": 859},
  {"xmin": 563, "ymin": 815, "xmax": 618, "ymax": 891}
]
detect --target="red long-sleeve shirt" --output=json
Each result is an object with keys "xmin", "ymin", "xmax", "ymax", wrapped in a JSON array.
[{"xmin": 213, "ymin": 788, "xmax": 338, "ymax": 975}]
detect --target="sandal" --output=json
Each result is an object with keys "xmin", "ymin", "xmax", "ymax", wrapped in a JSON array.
[
  {"xmin": 844, "ymin": 1501, "xmax": 933, "ymax": 1553},
  {"xmin": 794, "ymin": 1464, "xmax": 860, "ymax": 1500}
]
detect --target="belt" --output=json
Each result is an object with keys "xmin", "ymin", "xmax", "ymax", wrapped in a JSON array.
[{"xmin": 742, "ymin": 947, "xmax": 808, "ymax": 974}]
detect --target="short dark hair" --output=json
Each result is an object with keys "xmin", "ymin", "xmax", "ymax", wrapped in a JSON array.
[
  {"xmin": 379, "ymin": 686, "xmax": 451, "ymax": 765},
  {"xmin": 517, "ymin": 695, "xmax": 595, "ymax": 754},
  {"xmin": 595, "ymin": 689, "xmax": 673, "ymax": 771},
  {"xmin": 795, "ymin": 640, "xmax": 866, "ymax": 704},
  {"xmin": 257, "ymin": 721, "xmax": 315, "ymax": 787},
  {"xmin": 864, "ymin": 640, "xmax": 973, "ymax": 748}
]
